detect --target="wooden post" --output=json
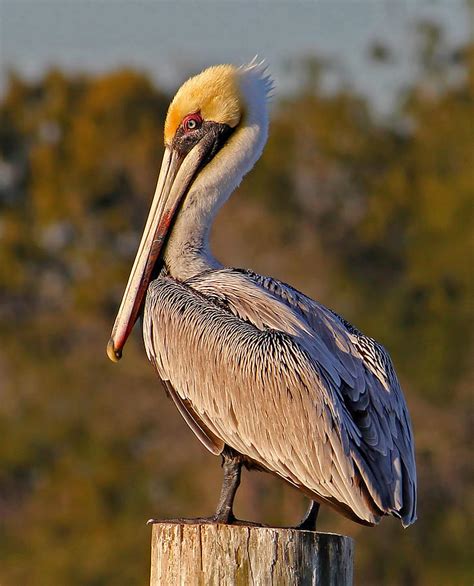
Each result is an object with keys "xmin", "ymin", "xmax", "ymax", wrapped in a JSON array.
[{"xmin": 150, "ymin": 523, "xmax": 354, "ymax": 585}]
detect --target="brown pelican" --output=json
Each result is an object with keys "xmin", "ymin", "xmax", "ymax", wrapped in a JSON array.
[{"xmin": 107, "ymin": 61, "xmax": 417, "ymax": 529}]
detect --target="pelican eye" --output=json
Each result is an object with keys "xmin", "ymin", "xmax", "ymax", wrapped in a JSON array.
[{"xmin": 183, "ymin": 113, "xmax": 202, "ymax": 133}]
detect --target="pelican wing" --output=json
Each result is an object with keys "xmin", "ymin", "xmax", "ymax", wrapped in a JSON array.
[
  {"xmin": 162, "ymin": 379, "xmax": 225, "ymax": 455},
  {"xmin": 144, "ymin": 268, "xmax": 417, "ymax": 526}
]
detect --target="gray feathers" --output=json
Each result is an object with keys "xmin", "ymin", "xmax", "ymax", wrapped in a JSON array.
[{"xmin": 143, "ymin": 268, "xmax": 417, "ymax": 527}]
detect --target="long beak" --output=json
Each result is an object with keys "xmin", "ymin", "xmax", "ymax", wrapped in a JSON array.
[{"xmin": 107, "ymin": 142, "xmax": 207, "ymax": 362}]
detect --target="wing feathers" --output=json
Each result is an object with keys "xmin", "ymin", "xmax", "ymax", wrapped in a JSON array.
[
  {"xmin": 162, "ymin": 380, "xmax": 224, "ymax": 455},
  {"xmin": 143, "ymin": 269, "xmax": 417, "ymax": 526}
]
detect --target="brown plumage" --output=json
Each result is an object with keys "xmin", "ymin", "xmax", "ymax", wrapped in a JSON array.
[{"xmin": 108, "ymin": 61, "xmax": 417, "ymax": 529}]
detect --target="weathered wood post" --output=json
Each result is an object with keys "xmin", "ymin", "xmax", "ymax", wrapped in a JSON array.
[{"xmin": 150, "ymin": 523, "xmax": 354, "ymax": 585}]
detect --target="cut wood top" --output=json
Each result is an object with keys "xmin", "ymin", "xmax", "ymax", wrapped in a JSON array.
[{"xmin": 150, "ymin": 522, "xmax": 354, "ymax": 586}]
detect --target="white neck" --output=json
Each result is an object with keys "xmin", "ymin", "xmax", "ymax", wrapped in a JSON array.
[{"xmin": 164, "ymin": 70, "xmax": 270, "ymax": 281}]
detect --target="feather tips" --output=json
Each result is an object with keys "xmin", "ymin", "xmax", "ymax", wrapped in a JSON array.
[{"xmin": 143, "ymin": 268, "xmax": 417, "ymax": 527}]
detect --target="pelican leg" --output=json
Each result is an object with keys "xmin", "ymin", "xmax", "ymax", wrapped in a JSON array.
[
  {"xmin": 294, "ymin": 500, "xmax": 320, "ymax": 531},
  {"xmin": 212, "ymin": 450, "xmax": 242, "ymax": 523},
  {"xmin": 147, "ymin": 448, "xmax": 264, "ymax": 527}
]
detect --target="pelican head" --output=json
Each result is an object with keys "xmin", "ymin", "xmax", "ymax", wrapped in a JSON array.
[{"xmin": 107, "ymin": 61, "xmax": 273, "ymax": 362}]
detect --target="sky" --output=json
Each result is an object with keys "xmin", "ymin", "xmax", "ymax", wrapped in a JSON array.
[{"xmin": 0, "ymin": 1, "xmax": 470, "ymax": 113}]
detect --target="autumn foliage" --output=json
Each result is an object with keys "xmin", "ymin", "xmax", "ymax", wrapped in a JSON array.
[{"xmin": 0, "ymin": 26, "xmax": 472, "ymax": 585}]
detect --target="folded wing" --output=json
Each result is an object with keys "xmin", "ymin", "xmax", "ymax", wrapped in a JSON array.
[{"xmin": 144, "ymin": 268, "xmax": 417, "ymax": 526}]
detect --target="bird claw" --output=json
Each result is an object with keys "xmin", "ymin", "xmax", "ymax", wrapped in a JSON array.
[
  {"xmin": 146, "ymin": 516, "xmax": 222, "ymax": 526},
  {"xmin": 146, "ymin": 515, "xmax": 267, "ymax": 528},
  {"xmin": 230, "ymin": 518, "xmax": 268, "ymax": 528}
]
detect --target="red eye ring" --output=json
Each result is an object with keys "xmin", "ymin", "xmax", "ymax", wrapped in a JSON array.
[{"xmin": 182, "ymin": 113, "xmax": 202, "ymax": 133}]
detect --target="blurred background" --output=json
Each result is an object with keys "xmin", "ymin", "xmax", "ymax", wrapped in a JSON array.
[{"xmin": 0, "ymin": 1, "xmax": 472, "ymax": 584}]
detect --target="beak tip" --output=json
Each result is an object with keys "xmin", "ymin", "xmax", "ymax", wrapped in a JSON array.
[{"xmin": 107, "ymin": 338, "xmax": 122, "ymax": 363}]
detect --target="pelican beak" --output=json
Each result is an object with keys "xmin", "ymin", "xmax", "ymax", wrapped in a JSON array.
[{"xmin": 107, "ymin": 141, "xmax": 208, "ymax": 362}]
